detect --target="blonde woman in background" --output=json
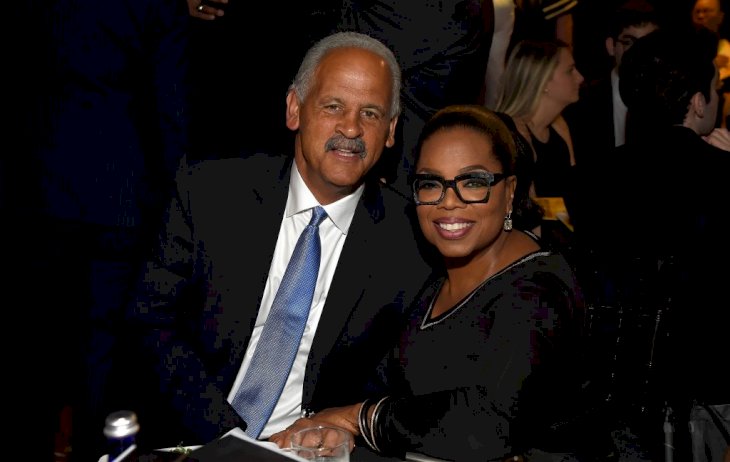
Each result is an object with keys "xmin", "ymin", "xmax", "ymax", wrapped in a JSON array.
[{"xmin": 495, "ymin": 39, "xmax": 583, "ymax": 241}]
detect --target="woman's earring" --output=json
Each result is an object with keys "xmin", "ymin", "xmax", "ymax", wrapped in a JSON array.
[{"xmin": 503, "ymin": 211, "xmax": 513, "ymax": 231}]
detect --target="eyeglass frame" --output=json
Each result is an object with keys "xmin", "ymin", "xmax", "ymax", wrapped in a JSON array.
[{"xmin": 411, "ymin": 171, "xmax": 509, "ymax": 206}]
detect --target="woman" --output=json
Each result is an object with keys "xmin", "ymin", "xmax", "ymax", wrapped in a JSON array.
[
  {"xmin": 495, "ymin": 38, "xmax": 583, "ymax": 227},
  {"xmin": 270, "ymin": 105, "xmax": 610, "ymax": 461}
]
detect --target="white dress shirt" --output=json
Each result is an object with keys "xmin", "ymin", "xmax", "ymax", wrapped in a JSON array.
[
  {"xmin": 226, "ymin": 164, "xmax": 363, "ymax": 439},
  {"xmin": 611, "ymin": 67, "xmax": 628, "ymax": 147}
]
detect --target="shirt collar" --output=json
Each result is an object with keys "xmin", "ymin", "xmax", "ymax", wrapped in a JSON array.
[{"xmin": 285, "ymin": 163, "xmax": 364, "ymax": 235}]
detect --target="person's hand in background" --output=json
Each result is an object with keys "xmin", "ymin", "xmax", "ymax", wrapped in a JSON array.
[
  {"xmin": 702, "ymin": 127, "xmax": 730, "ymax": 151},
  {"xmin": 187, "ymin": 0, "xmax": 226, "ymax": 20}
]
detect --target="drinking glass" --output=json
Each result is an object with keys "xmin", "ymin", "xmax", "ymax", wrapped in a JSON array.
[{"xmin": 289, "ymin": 425, "xmax": 351, "ymax": 462}]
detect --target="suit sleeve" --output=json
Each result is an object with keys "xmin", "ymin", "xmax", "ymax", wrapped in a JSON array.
[{"xmin": 127, "ymin": 168, "xmax": 246, "ymax": 446}]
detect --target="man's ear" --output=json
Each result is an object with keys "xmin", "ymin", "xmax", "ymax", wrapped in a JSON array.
[
  {"xmin": 605, "ymin": 37, "xmax": 616, "ymax": 58},
  {"xmin": 285, "ymin": 91, "xmax": 300, "ymax": 131},
  {"xmin": 385, "ymin": 116, "xmax": 399, "ymax": 148},
  {"xmin": 690, "ymin": 91, "xmax": 706, "ymax": 119}
]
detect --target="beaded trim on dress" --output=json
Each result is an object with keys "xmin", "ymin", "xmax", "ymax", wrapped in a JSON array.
[{"xmin": 420, "ymin": 250, "xmax": 551, "ymax": 329}]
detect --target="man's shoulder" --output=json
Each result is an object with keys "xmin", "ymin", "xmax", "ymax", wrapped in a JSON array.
[
  {"xmin": 362, "ymin": 181, "xmax": 418, "ymax": 224},
  {"xmin": 362, "ymin": 180, "xmax": 440, "ymax": 269},
  {"xmin": 182, "ymin": 153, "xmax": 290, "ymax": 183}
]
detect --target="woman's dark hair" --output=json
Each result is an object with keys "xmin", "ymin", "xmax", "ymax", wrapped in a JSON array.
[{"xmin": 413, "ymin": 104, "xmax": 543, "ymax": 232}]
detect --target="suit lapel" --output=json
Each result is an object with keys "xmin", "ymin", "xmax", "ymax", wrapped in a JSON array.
[
  {"xmin": 217, "ymin": 156, "xmax": 293, "ymax": 382},
  {"xmin": 307, "ymin": 182, "xmax": 384, "ymax": 368}
]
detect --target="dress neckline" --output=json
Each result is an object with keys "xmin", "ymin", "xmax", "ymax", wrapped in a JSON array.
[
  {"xmin": 527, "ymin": 123, "xmax": 552, "ymax": 145},
  {"xmin": 420, "ymin": 249, "xmax": 551, "ymax": 329}
]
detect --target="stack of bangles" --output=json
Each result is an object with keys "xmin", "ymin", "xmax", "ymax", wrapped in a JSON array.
[{"xmin": 358, "ymin": 396, "xmax": 390, "ymax": 453}]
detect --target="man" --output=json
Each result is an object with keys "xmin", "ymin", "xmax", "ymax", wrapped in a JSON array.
[
  {"xmin": 122, "ymin": 31, "xmax": 432, "ymax": 453},
  {"xmin": 692, "ymin": 0, "xmax": 725, "ymax": 36},
  {"xmin": 692, "ymin": 0, "xmax": 730, "ymax": 126},
  {"xmin": 577, "ymin": 25, "xmax": 730, "ymax": 461},
  {"xmin": 566, "ymin": 0, "xmax": 659, "ymax": 158},
  {"xmin": 566, "ymin": 0, "xmax": 658, "ymax": 233}
]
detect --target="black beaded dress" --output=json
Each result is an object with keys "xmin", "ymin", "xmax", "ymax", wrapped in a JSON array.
[
  {"xmin": 375, "ymin": 236, "xmax": 610, "ymax": 461},
  {"xmin": 528, "ymin": 125, "xmax": 573, "ymax": 199}
]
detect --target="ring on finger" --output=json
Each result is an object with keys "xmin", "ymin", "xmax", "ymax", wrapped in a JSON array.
[{"xmin": 196, "ymin": 4, "xmax": 204, "ymax": 12}]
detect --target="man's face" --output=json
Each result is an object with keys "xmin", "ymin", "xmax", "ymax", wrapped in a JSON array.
[
  {"xmin": 693, "ymin": 0, "xmax": 724, "ymax": 32},
  {"xmin": 286, "ymin": 47, "xmax": 398, "ymax": 205},
  {"xmin": 607, "ymin": 22, "xmax": 658, "ymax": 67}
]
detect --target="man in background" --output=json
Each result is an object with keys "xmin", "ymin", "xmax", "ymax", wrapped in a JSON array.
[
  {"xmin": 577, "ymin": 25, "xmax": 730, "ymax": 461},
  {"xmin": 566, "ymin": 0, "xmax": 659, "ymax": 233}
]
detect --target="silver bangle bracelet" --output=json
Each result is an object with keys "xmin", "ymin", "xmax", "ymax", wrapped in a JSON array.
[{"xmin": 369, "ymin": 396, "xmax": 389, "ymax": 453}]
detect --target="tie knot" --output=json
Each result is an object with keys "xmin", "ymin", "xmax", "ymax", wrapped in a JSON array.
[{"xmin": 309, "ymin": 206, "xmax": 327, "ymax": 228}]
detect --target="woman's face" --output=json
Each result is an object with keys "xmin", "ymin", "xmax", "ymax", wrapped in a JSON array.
[
  {"xmin": 415, "ymin": 126, "xmax": 515, "ymax": 261},
  {"xmin": 544, "ymin": 48, "xmax": 584, "ymax": 107}
]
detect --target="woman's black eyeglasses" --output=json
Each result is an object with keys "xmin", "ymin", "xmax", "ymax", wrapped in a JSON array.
[{"xmin": 411, "ymin": 171, "xmax": 507, "ymax": 205}]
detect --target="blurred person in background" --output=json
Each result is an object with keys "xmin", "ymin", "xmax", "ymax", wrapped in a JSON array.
[
  {"xmin": 495, "ymin": 38, "xmax": 583, "ymax": 259},
  {"xmin": 577, "ymin": 25, "xmax": 730, "ymax": 461},
  {"xmin": 335, "ymin": 1, "xmax": 494, "ymax": 197},
  {"xmin": 566, "ymin": 0, "xmax": 659, "ymax": 234},
  {"xmin": 484, "ymin": 0, "xmax": 517, "ymax": 110},
  {"xmin": 6, "ymin": 0, "xmax": 191, "ymax": 460},
  {"xmin": 692, "ymin": 0, "xmax": 730, "ymax": 127}
]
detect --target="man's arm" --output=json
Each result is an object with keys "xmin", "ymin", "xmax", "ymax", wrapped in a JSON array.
[{"xmin": 129, "ymin": 173, "xmax": 246, "ymax": 445}]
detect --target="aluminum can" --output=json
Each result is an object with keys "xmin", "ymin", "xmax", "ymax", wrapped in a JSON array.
[{"xmin": 104, "ymin": 410, "xmax": 140, "ymax": 461}]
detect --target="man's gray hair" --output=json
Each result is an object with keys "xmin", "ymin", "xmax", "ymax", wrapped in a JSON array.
[{"xmin": 289, "ymin": 31, "xmax": 402, "ymax": 119}]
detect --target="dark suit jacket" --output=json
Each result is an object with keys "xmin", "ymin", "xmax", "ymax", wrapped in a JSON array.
[
  {"xmin": 564, "ymin": 75, "xmax": 616, "ymax": 232},
  {"xmin": 126, "ymin": 153, "xmax": 433, "ymax": 448},
  {"xmin": 573, "ymin": 126, "xmax": 730, "ymax": 414},
  {"xmin": 337, "ymin": 0, "xmax": 493, "ymax": 193},
  {"xmin": 565, "ymin": 76, "xmax": 616, "ymax": 170}
]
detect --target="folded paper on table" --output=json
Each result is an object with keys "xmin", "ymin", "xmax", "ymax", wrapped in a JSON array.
[{"xmin": 188, "ymin": 427, "xmax": 305, "ymax": 461}]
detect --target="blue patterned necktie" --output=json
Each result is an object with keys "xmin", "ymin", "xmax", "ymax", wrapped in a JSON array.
[{"xmin": 231, "ymin": 206, "xmax": 328, "ymax": 439}]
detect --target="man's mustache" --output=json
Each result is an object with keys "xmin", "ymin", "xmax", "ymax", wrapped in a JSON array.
[{"xmin": 324, "ymin": 135, "xmax": 367, "ymax": 159}]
